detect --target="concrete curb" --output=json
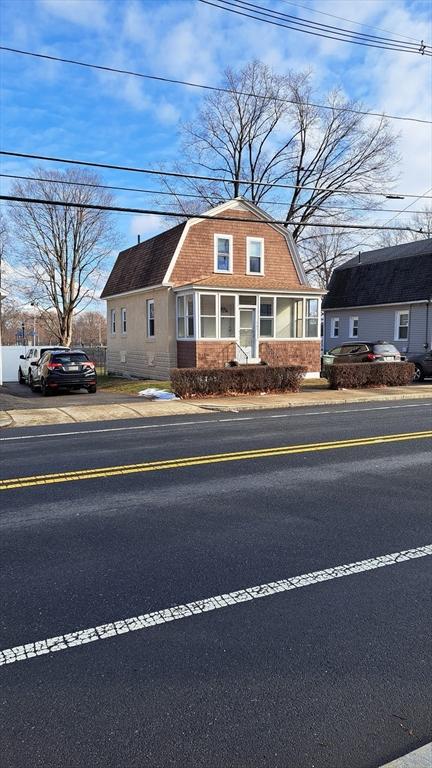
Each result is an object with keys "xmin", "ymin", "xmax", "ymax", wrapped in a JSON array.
[
  {"xmin": 1, "ymin": 389, "xmax": 431, "ymax": 429},
  {"xmin": 378, "ymin": 742, "xmax": 431, "ymax": 767}
]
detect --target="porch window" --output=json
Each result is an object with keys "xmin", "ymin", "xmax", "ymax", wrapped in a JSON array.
[
  {"xmin": 200, "ymin": 294, "xmax": 217, "ymax": 338},
  {"xmin": 177, "ymin": 294, "xmax": 194, "ymax": 338},
  {"xmin": 220, "ymin": 295, "xmax": 235, "ymax": 338},
  {"xmin": 147, "ymin": 299, "xmax": 155, "ymax": 338},
  {"xmin": 214, "ymin": 235, "xmax": 233, "ymax": 273},
  {"xmin": 275, "ymin": 298, "xmax": 304, "ymax": 338},
  {"xmin": 246, "ymin": 237, "xmax": 264, "ymax": 274},
  {"xmin": 260, "ymin": 298, "xmax": 273, "ymax": 337},
  {"xmin": 305, "ymin": 299, "xmax": 319, "ymax": 337},
  {"xmin": 395, "ymin": 310, "xmax": 409, "ymax": 340}
]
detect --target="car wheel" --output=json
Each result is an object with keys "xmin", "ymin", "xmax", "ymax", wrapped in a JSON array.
[
  {"xmin": 41, "ymin": 378, "xmax": 50, "ymax": 397},
  {"xmin": 88, "ymin": 385, "xmax": 97, "ymax": 394},
  {"xmin": 413, "ymin": 364, "xmax": 425, "ymax": 382},
  {"xmin": 18, "ymin": 367, "xmax": 25, "ymax": 384}
]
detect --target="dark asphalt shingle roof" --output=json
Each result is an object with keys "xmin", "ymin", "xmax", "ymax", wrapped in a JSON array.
[
  {"xmin": 100, "ymin": 222, "xmax": 186, "ymax": 298},
  {"xmin": 322, "ymin": 238, "xmax": 432, "ymax": 309}
]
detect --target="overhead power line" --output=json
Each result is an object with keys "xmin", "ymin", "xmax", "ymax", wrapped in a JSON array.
[
  {"xmin": 199, "ymin": 0, "xmax": 431, "ymax": 56},
  {"xmin": 2, "ymin": 150, "xmax": 431, "ymax": 200},
  {"xmin": 0, "ymin": 194, "xmax": 423, "ymax": 232},
  {"xmin": 277, "ymin": 0, "xmax": 423, "ymax": 44},
  {"xmin": 1, "ymin": 173, "xmax": 428, "ymax": 216},
  {"xmin": 0, "ymin": 46, "xmax": 430, "ymax": 125}
]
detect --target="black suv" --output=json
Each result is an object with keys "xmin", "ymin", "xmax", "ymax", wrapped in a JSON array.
[{"xmin": 30, "ymin": 350, "xmax": 97, "ymax": 396}]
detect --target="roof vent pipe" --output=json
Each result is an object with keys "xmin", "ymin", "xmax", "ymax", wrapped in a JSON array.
[{"xmin": 137, "ymin": 235, "xmax": 141, "ymax": 244}]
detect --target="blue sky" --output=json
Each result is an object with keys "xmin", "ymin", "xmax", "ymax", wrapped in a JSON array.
[{"xmin": 1, "ymin": 0, "xmax": 431, "ymax": 303}]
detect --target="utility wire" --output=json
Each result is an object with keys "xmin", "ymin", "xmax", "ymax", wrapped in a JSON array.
[
  {"xmin": 0, "ymin": 46, "xmax": 430, "ymax": 125},
  {"xmin": 225, "ymin": 0, "xmax": 431, "ymax": 48},
  {"xmin": 2, "ymin": 150, "xmax": 431, "ymax": 199},
  {"xmin": 277, "ymin": 0, "xmax": 424, "ymax": 44},
  {"xmin": 1, "ymin": 173, "xmax": 428, "ymax": 215},
  {"xmin": 199, "ymin": 0, "xmax": 431, "ymax": 55},
  {"xmin": 0, "ymin": 194, "xmax": 423, "ymax": 232}
]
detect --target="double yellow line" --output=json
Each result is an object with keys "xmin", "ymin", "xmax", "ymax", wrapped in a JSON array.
[{"xmin": 1, "ymin": 429, "xmax": 431, "ymax": 491}]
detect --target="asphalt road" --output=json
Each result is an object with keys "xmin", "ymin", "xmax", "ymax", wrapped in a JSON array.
[{"xmin": 1, "ymin": 399, "xmax": 431, "ymax": 768}]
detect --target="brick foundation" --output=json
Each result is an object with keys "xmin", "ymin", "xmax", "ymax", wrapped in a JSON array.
[
  {"xmin": 259, "ymin": 341, "xmax": 321, "ymax": 372},
  {"xmin": 176, "ymin": 339, "xmax": 320, "ymax": 372}
]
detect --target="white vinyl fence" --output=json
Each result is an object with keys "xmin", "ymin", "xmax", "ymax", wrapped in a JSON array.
[{"xmin": 0, "ymin": 346, "xmax": 27, "ymax": 384}]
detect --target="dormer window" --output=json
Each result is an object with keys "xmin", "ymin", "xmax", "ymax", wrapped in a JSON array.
[
  {"xmin": 214, "ymin": 235, "xmax": 233, "ymax": 273},
  {"xmin": 247, "ymin": 237, "xmax": 264, "ymax": 275}
]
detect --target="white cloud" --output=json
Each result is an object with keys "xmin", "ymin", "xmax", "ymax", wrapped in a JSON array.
[{"xmin": 39, "ymin": 0, "xmax": 108, "ymax": 29}]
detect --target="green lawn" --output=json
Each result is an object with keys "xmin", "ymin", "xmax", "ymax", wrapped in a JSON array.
[{"xmin": 97, "ymin": 375, "xmax": 172, "ymax": 394}]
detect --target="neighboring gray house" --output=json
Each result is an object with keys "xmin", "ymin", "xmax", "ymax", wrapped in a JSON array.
[{"xmin": 322, "ymin": 238, "xmax": 432, "ymax": 355}]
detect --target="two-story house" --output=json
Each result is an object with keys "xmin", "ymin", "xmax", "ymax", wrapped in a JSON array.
[{"xmin": 101, "ymin": 198, "xmax": 324, "ymax": 379}]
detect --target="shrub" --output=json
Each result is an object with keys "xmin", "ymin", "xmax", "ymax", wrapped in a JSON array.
[
  {"xmin": 171, "ymin": 365, "xmax": 307, "ymax": 398},
  {"xmin": 328, "ymin": 362, "xmax": 415, "ymax": 390}
]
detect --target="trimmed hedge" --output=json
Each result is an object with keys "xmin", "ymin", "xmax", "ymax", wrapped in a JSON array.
[
  {"xmin": 328, "ymin": 362, "xmax": 415, "ymax": 390},
  {"xmin": 171, "ymin": 365, "xmax": 306, "ymax": 398}
]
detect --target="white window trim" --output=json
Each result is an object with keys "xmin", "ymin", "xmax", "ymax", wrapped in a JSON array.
[
  {"xmin": 394, "ymin": 310, "xmax": 409, "ymax": 341},
  {"xmin": 349, "ymin": 316, "xmax": 359, "ymax": 338},
  {"xmin": 246, "ymin": 236, "xmax": 265, "ymax": 276},
  {"xmin": 121, "ymin": 307, "xmax": 127, "ymax": 335},
  {"xmin": 330, "ymin": 317, "xmax": 340, "ymax": 338},
  {"xmin": 214, "ymin": 234, "xmax": 233, "ymax": 274},
  {"xmin": 219, "ymin": 294, "xmax": 237, "ymax": 340},
  {"xmin": 199, "ymin": 292, "xmax": 218, "ymax": 340},
  {"xmin": 110, "ymin": 308, "xmax": 116, "ymax": 335},
  {"xmin": 176, "ymin": 292, "xmax": 196, "ymax": 340},
  {"xmin": 147, "ymin": 299, "xmax": 155, "ymax": 339}
]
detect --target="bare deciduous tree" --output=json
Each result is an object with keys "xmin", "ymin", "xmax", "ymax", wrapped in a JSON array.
[
  {"xmin": 172, "ymin": 61, "xmax": 399, "ymax": 241},
  {"xmin": 374, "ymin": 206, "xmax": 432, "ymax": 247},
  {"xmin": 9, "ymin": 169, "xmax": 118, "ymax": 346},
  {"xmin": 298, "ymin": 227, "xmax": 356, "ymax": 288}
]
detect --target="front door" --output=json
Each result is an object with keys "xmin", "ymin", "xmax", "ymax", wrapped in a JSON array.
[{"xmin": 239, "ymin": 309, "xmax": 256, "ymax": 361}]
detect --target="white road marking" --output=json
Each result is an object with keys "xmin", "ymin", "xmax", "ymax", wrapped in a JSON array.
[
  {"xmin": 1, "ymin": 401, "xmax": 431, "ymax": 442},
  {"xmin": 1, "ymin": 544, "xmax": 430, "ymax": 667}
]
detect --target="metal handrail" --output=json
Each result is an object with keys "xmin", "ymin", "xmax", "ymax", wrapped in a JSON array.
[{"xmin": 235, "ymin": 342, "xmax": 249, "ymax": 365}]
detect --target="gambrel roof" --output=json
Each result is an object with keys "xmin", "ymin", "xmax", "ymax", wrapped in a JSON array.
[{"xmin": 322, "ymin": 238, "xmax": 432, "ymax": 309}]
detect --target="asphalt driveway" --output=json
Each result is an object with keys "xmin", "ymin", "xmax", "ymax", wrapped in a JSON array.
[{"xmin": 0, "ymin": 381, "xmax": 147, "ymax": 410}]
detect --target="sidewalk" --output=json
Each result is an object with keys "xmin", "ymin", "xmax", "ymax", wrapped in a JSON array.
[
  {"xmin": 379, "ymin": 743, "xmax": 431, "ymax": 767},
  {"xmin": 1, "ymin": 384, "xmax": 432, "ymax": 429}
]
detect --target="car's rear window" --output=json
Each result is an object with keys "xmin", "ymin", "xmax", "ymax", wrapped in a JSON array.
[
  {"xmin": 52, "ymin": 353, "xmax": 89, "ymax": 364},
  {"xmin": 373, "ymin": 344, "xmax": 399, "ymax": 354}
]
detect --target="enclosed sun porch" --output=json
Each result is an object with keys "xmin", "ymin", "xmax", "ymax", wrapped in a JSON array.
[{"xmin": 174, "ymin": 289, "xmax": 323, "ymax": 374}]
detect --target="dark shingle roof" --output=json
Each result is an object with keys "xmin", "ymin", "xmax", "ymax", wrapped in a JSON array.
[
  {"xmin": 100, "ymin": 222, "xmax": 186, "ymax": 298},
  {"xmin": 322, "ymin": 239, "xmax": 432, "ymax": 310}
]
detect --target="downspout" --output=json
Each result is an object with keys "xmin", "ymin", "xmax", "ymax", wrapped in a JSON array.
[{"xmin": 425, "ymin": 297, "xmax": 431, "ymax": 349}]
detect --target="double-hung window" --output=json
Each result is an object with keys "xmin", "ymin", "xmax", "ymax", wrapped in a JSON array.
[
  {"xmin": 214, "ymin": 235, "xmax": 233, "ymax": 273},
  {"xmin": 349, "ymin": 316, "xmax": 359, "ymax": 338},
  {"xmin": 177, "ymin": 295, "xmax": 194, "ymax": 338},
  {"xmin": 220, "ymin": 295, "xmax": 235, "ymax": 338},
  {"xmin": 246, "ymin": 237, "xmax": 264, "ymax": 274},
  {"xmin": 121, "ymin": 307, "xmax": 127, "ymax": 334},
  {"xmin": 305, "ymin": 299, "xmax": 319, "ymax": 337},
  {"xmin": 110, "ymin": 309, "xmax": 116, "ymax": 335},
  {"xmin": 260, "ymin": 298, "xmax": 273, "ymax": 337},
  {"xmin": 200, "ymin": 295, "xmax": 217, "ymax": 338},
  {"xmin": 395, "ymin": 310, "xmax": 409, "ymax": 340},
  {"xmin": 330, "ymin": 317, "xmax": 340, "ymax": 338},
  {"xmin": 147, "ymin": 300, "xmax": 155, "ymax": 338}
]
